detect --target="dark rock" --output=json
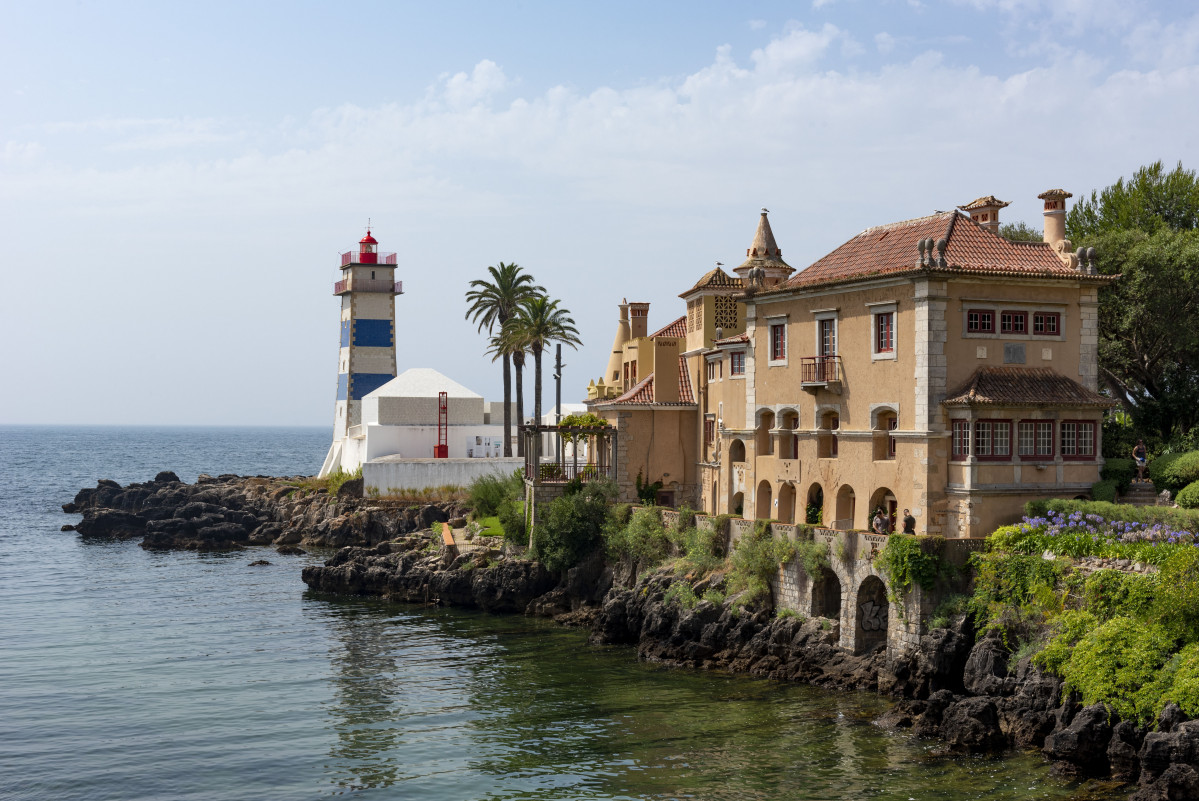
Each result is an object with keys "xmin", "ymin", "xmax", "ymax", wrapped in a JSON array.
[
  {"xmin": 336, "ymin": 477, "xmax": 363, "ymax": 499},
  {"xmin": 154, "ymin": 471, "xmax": 181, "ymax": 483},
  {"xmin": 877, "ymin": 699, "xmax": 927, "ymax": 730},
  {"xmin": 73, "ymin": 509, "xmax": 145, "ymax": 538},
  {"xmin": 276, "ymin": 545, "xmax": 306, "ymax": 555},
  {"xmin": 1043, "ymin": 703, "xmax": 1112, "ymax": 774},
  {"xmin": 1160, "ymin": 703, "xmax": 1187, "ymax": 734},
  {"xmin": 418, "ymin": 505, "xmax": 449, "ymax": 529},
  {"xmin": 1110, "ymin": 720, "xmax": 1146, "ymax": 782},
  {"xmin": 941, "ymin": 697, "xmax": 1007, "ymax": 752},
  {"xmin": 60, "ymin": 524, "xmax": 74, "ymax": 531},
  {"xmin": 447, "ymin": 516, "xmax": 467, "ymax": 528},
  {"xmin": 963, "ymin": 635, "xmax": 1010, "ymax": 696},
  {"xmin": 249, "ymin": 560, "xmax": 271, "ymax": 566},
  {"xmin": 1131, "ymin": 764, "xmax": 1199, "ymax": 801}
]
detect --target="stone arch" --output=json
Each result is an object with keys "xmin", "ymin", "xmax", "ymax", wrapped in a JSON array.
[
  {"xmin": 854, "ymin": 574, "xmax": 889, "ymax": 654},
  {"xmin": 756, "ymin": 409, "xmax": 776, "ymax": 456},
  {"xmin": 731, "ymin": 491, "xmax": 744, "ymax": 516},
  {"xmin": 778, "ymin": 408, "xmax": 800, "ymax": 458},
  {"xmin": 868, "ymin": 487, "xmax": 898, "ymax": 533},
  {"xmin": 806, "ymin": 482, "xmax": 824, "ymax": 525},
  {"xmin": 729, "ymin": 438, "xmax": 746, "ymax": 463},
  {"xmin": 869, "ymin": 404, "xmax": 899, "ymax": 429},
  {"xmin": 755, "ymin": 479, "xmax": 773, "ymax": 520},
  {"xmin": 810, "ymin": 565, "xmax": 843, "ymax": 620},
  {"xmin": 834, "ymin": 484, "xmax": 856, "ymax": 530},
  {"xmin": 778, "ymin": 482, "xmax": 796, "ymax": 524},
  {"xmin": 872, "ymin": 406, "xmax": 899, "ymax": 460}
]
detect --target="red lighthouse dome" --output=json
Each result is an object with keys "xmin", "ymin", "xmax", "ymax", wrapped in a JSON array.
[{"xmin": 358, "ymin": 229, "xmax": 378, "ymax": 262}]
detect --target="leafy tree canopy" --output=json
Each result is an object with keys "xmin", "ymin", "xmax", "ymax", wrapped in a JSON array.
[
  {"xmin": 1068, "ymin": 160, "xmax": 1199, "ymax": 240},
  {"xmin": 998, "ymin": 220, "xmax": 1042, "ymax": 242}
]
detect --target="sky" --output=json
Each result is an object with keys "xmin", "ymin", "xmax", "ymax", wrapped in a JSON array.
[{"xmin": 2, "ymin": 0, "xmax": 1197, "ymax": 426}]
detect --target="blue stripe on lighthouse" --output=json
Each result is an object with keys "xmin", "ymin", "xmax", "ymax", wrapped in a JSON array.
[
  {"xmin": 340, "ymin": 321, "xmax": 351, "ymax": 348},
  {"xmin": 336, "ymin": 373, "xmax": 348, "ymax": 401},
  {"xmin": 349, "ymin": 373, "xmax": 393, "ymax": 400},
  {"xmin": 353, "ymin": 319, "xmax": 393, "ymax": 348}
]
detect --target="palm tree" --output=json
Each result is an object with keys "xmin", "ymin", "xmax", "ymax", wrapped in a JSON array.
[
  {"xmin": 484, "ymin": 331, "xmax": 528, "ymax": 458},
  {"xmin": 502, "ymin": 296, "xmax": 583, "ymax": 454},
  {"xmin": 465, "ymin": 263, "xmax": 543, "ymax": 457}
]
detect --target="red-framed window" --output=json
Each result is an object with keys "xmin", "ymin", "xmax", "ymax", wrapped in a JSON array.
[
  {"xmin": 1018, "ymin": 420, "xmax": 1055, "ymax": 459},
  {"xmin": 967, "ymin": 309, "xmax": 994, "ymax": 333},
  {"xmin": 974, "ymin": 420, "xmax": 1012, "ymax": 460},
  {"xmin": 1033, "ymin": 312, "xmax": 1060, "ymax": 336},
  {"xmin": 770, "ymin": 324, "xmax": 786, "ymax": 361},
  {"xmin": 730, "ymin": 351, "xmax": 745, "ymax": 375},
  {"xmin": 875, "ymin": 311, "xmax": 894, "ymax": 353},
  {"xmin": 1000, "ymin": 311, "xmax": 1027, "ymax": 335},
  {"xmin": 704, "ymin": 417, "xmax": 715, "ymax": 447},
  {"xmin": 952, "ymin": 420, "xmax": 970, "ymax": 459},
  {"xmin": 888, "ymin": 416, "xmax": 898, "ymax": 457},
  {"xmin": 1061, "ymin": 420, "xmax": 1096, "ymax": 460}
]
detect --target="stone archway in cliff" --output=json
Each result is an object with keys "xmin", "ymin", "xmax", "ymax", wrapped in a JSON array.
[
  {"xmin": 806, "ymin": 483, "xmax": 824, "ymax": 525},
  {"xmin": 855, "ymin": 575, "xmax": 889, "ymax": 654},
  {"xmin": 810, "ymin": 566, "xmax": 842, "ymax": 620}
]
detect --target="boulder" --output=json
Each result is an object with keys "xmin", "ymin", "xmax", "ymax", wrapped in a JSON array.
[
  {"xmin": 1043, "ymin": 703, "xmax": 1112, "ymax": 774},
  {"xmin": 962, "ymin": 635, "xmax": 1010, "ymax": 696},
  {"xmin": 154, "ymin": 471, "xmax": 181, "ymax": 483},
  {"xmin": 941, "ymin": 697, "xmax": 1007, "ymax": 752}
]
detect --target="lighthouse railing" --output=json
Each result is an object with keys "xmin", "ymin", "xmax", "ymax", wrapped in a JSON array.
[
  {"xmin": 340, "ymin": 251, "xmax": 398, "ymax": 266},
  {"xmin": 333, "ymin": 279, "xmax": 404, "ymax": 295}
]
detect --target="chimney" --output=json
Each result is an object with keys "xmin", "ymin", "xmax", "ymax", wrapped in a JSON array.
[
  {"xmin": 628, "ymin": 302, "xmax": 650, "ymax": 339},
  {"xmin": 604, "ymin": 299, "xmax": 631, "ymax": 384},
  {"xmin": 1038, "ymin": 189, "xmax": 1073, "ymax": 246},
  {"xmin": 957, "ymin": 196, "xmax": 1010, "ymax": 234}
]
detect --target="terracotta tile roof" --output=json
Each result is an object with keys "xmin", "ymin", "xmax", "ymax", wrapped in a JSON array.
[
  {"xmin": 942, "ymin": 367, "xmax": 1115, "ymax": 408},
  {"xmin": 735, "ymin": 211, "xmax": 794, "ymax": 277},
  {"xmin": 681, "ymin": 266, "xmax": 743, "ymax": 296},
  {"xmin": 678, "ymin": 355, "xmax": 695, "ymax": 404},
  {"xmin": 649, "ymin": 315, "xmax": 687, "ymax": 339},
  {"xmin": 600, "ymin": 357, "xmax": 696, "ymax": 406},
  {"xmin": 1038, "ymin": 188, "xmax": 1073, "ymax": 201},
  {"xmin": 768, "ymin": 211, "xmax": 1113, "ymax": 293},
  {"xmin": 714, "ymin": 332, "xmax": 749, "ymax": 346}
]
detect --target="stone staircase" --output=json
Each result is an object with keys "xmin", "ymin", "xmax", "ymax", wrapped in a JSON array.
[{"xmin": 1121, "ymin": 480, "xmax": 1164, "ymax": 507}]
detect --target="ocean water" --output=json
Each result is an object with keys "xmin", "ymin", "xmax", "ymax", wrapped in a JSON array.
[{"xmin": 0, "ymin": 425, "xmax": 1122, "ymax": 801}]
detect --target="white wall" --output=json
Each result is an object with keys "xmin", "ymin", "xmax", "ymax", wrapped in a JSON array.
[
  {"xmin": 364, "ymin": 423, "xmax": 505, "ymax": 460},
  {"xmin": 365, "ymin": 458, "xmax": 524, "ymax": 494}
]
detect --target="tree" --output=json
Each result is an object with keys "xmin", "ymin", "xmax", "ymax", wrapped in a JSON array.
[
  {"xmin": 465, "ymin": 263, "xmax": 544, "ymax": 457},
  {"xmin": 998, "ymin": 221, "xmax": 1042, "ymax": 242},
  {"xmin": 501, "ymin": 296, "xmax": 583, "ymax": 454},
  {"xmin": 1066, "ymin": 162, "xmax": 1199, "ymax": 443}
]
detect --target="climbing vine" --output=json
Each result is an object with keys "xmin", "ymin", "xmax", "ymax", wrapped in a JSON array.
[{"xmin": 873, "ymin": 534, "xmax": 950, "ymax": 608}]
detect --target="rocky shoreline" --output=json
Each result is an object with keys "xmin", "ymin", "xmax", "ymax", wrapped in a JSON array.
[{"xmin": 65, "ymin": 474, "xmax": 1199, "ymax": 800}]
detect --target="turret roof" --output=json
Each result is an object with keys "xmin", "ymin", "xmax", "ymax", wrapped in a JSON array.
[
  {"xmin": 735, "ymin": 210, "xmax": 793, "ymax": 277},
  {"xmin": 680, "ymin": 266, "xmax": 743, "ymax": 297}
]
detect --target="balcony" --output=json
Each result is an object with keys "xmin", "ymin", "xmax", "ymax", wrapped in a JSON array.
[
  {"xmin": 801, "ymin": 355, "xmax": 843, "ymax": 392},
  {"xmin": 341, "ymin": 251, "xmax": 398, "ymax": 266},
  {"xmin": 333, "ymin": 279, "xmax": 404, "ymax": 295}
]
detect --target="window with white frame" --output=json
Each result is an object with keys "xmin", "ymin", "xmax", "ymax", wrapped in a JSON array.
[
  {"xmin": 1061, "ymin": 421, "xmax": 1096, "ymax": 459},
  {"xmin": 1018, "ymin": 420, "xmax": 1054, "ymax": 458}
]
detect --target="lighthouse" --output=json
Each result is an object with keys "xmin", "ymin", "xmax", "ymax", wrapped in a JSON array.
[{"xmin": 318, "ymin": 228, "xmax": 402, "ymax": 477}]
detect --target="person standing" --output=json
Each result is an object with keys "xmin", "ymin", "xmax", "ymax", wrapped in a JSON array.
[
  {"xmin": 872, "ymin": 509, "xmax": 889, "ymax": 535},
  {"xmin": 902, "ymin": 508, "xmax": 916, "ymax": 535},
  {"xmin": 1133, "ymin": 439, "xmax": 1148, "ymax": 483}
]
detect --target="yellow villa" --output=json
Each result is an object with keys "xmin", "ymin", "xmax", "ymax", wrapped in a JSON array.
[{"xmin": 587, "ymin": 190, "xmax": 1116, "ymax": 538}]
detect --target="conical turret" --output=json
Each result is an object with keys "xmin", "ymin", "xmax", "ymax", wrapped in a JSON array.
[{"xmin": 734, "ymin": 209, "xmax": 793, "ymax": 287}]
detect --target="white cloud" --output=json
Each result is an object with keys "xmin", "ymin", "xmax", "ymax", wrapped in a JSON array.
[
  {"xmin": 875, "ymin": 32, "xmax": 896, "ymax": 54},
  {"xmin": 440, "ymin": 59, "xmax": 510, "ymax": 109},
  {"xmin": 748, "ymin": 18, "xmax": 767, "ymax": 30}
]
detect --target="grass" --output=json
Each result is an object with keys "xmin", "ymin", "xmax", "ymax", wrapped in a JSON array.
[
  {"xmin": 473, "ymin": 515, "xmax": 504, "ymax": 539},
  {"xmin": 288, "ymin": 466, "xmax": 362, "ymax": 495}
]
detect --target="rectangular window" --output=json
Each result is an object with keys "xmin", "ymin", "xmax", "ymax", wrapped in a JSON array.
[
  {"xmin": 952, "ymin": 420, "xmax": 970, "ymax": 459},
  {"xmin": 1018, "ymin": 420, "xmax": 1054, "ymax": 458},
  {"xmin": 1061, "ymin": 421, "xmax": 1096, "ymax": 459},
  {"xmin": 967, "ymin": 309, "xmax": 994, "ymax": 333},
  {"xmin": 888, "ymin": 416, "xmax": 898, "ymax": 457},
  {"xmin": 974, "ymin": 421, "xmax": 992, "ymax": 456},
  {"xmin": 819, "ymin": 318, "xmax": 836, "ymax": 356},
  {"xmin": 770, "ymin": 323, "xmax": 787, "ymax": 361},
  {"xmin": 704, "ymin": 417, "xmax": 715, "ymax": 447},
  {"xmin": 730, "ymin": 351, "xmax": 745, "ymax": 375},
  {"xmin": 1033, "ymin": 312, "xmax": 1060, "ymax": 336},
  {"xmin": 875, "ymin": 311, "xmax": 894, "ymax": 353},
  {"xmin": 994, "ymin": 421, "xmax": 1011, "ymax": 456},
  {"xmin": 1000, "ymin": 311, "xmax": 1027, "ymax": 334},
  {"xmin": 706, "ymin": 360, "xmax": 718, "ymax": 382}
]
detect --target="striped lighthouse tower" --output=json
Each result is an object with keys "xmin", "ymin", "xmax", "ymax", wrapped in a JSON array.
[{"xmin": 319, "ymin": 227, "xmax": 402, "ymax": 477}]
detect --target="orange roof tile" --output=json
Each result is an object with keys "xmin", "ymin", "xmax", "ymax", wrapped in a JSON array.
[
  {"xmin": 769, "ymin": 211, "xmax": 1113, "ymax": 293},
  {"xmin": 958, "ymin": 195, "xmax": 1010, "ymax": 212},
  {"xmin": 714, "ymin": 332, "xmax": 749, "ymax": 346},
  {"xmin": 650, "ymin": 315, "xmax": 687, "ymax": 339},
  {"xmin": 942, "ymin": 367, "xmax": 1115, "ymax": 408},
  {"xmin": 681, "ymin": 266, "xmax": 743, "ymax": 296},
  {"xmin": 678, "ymin": 356, "xmax": 695, "ymax": 404}
]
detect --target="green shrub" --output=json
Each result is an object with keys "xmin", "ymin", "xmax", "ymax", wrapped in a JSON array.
[
  {"xmin": 466, "ymin": 470, "xmax": 523, "ymax": 517},
  {"xmin": 674, "ymin": 525, "xmax": 724, "ymax": 574},
  {"xmin": 1151, "ymin": 451, "xmax": 1199, "ymax": 493},
  {"xmin": 604, "ymin": 506, "xmax": 670, "ymax": 566},
  {"xmin": 874, "ymin": 534, "xmax": 950, "ymax": 606},
  {"xmin": 928, "ymin": 594, "xmax": 971, "ymax": 630},
  {"xmin": 1083, "ymin": 569, "xmax": 1158, "ymax": 623},
  {"xmin": 777, "ymin": 607, "xmax": 803, "ymax": 620},
  {"xmin": 702, "ymin": 589, "xmax": 726, "ymax": 605},
  {"xmin": 969, "ymin": 550, "xmax": 1063, "ymax": 636},
  {"xmin": 497, "ymin": 499, "xmax": 527, "ymax": 545},
  {"xmin": 1156, "ymin": 644, "xmax": 1199, "ymax": 718},
  {"xmin": 1102, "ymin": 458, "xmax": 1135, "ymax": 494},
  {"xmin": 663, "ymin": 582, "xmax": 699, "ymax": 610},
  {"xmin": 530, "ymin": 479, "xmax": 616, "ymax": 572},
  {"xmin": 1091, "ymin": 480, "xmax": 1119, "ymax": 503},
  {"xmin": 727, "ymin": 520, "xmax": 791, "ymax": 608},
  {"xmin": 1154, "ymin": 548, "xmax": 1199, "ymax": 643},
  {"xmin": 634, "ymin": 469, "xmax": 663, "ymax": 504},
  {"xmin": 1038, "ymin": 499, "xmax": 1199, "ymax": 535},
  {"xmin": 1034, "ymin": 610, "xmax": 1099, "ymax": 674},
  {"xmin": 1057, "ymin": 616, "xmax": 1174, "ymax": 722},
  {"xmin": 794, "ymin": 539, "xmax": 830, "ymax": 577},
  {"xmin": 1178, "ymin": 481, "xmax": 1199, "ymax": 509}
]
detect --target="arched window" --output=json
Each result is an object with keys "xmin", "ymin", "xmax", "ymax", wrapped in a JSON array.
[
  {"xmin": 873, "ymin": 410, "xmax": 898, "ymax": 460},
  {"xmin": 756, "ymin": 410, "xmax": 775, "ymax": 456},
  {"xmin": 780, "ymin": 410, "xmax": 799, "ymax": 459}
]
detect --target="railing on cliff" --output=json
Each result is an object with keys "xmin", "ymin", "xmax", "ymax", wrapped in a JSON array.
[{"xmin": 521, "ymin": 424, "xmax": 618, "ymax": 485}]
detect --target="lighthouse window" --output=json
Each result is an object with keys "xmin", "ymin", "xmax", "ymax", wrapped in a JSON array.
[{"xmin": 371, "ymin": 271, "xmax": 376, "ymax": 279}]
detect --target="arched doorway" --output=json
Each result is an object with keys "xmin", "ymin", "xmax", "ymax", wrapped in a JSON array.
[
  {"xmin": 868, "ymin": 487, "xmax": 898, "ymax": 532},
  {"xmin": 729, "ymin": 439, "xmax": 746, "ymax": 463},
  {"xmin": 731, "ymin": 491, "xmax": 744, "ymax": 516},
  {"xmin": 810, "ymin": 566, "xmax": 842, "ymax": 620},
  {"xmin": 834, "ymin": 485, "xmax": 856, "ymax": 530},
  {"xmin": 756, "ymin": 479, "xmax": 773, "ymax": 520},
  {"xmin": 778, "ymin": 483, "xmax": 796, "ymax": 524},
  {"xmin": 855, "ymin": 575, "xmax": 889, "ymax": 654},
  {"xmin": 806, "ymin": 483, "xmax": 824, "ymax": 525},
  {"xmin": 756, "ymin": 410, "xmax": 775, "ymax": 456}
]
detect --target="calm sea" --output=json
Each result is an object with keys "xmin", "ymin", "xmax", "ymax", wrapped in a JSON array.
[{"xmin": 0, "ymin": 425, "xmax": 1120, "ymax": 800}]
